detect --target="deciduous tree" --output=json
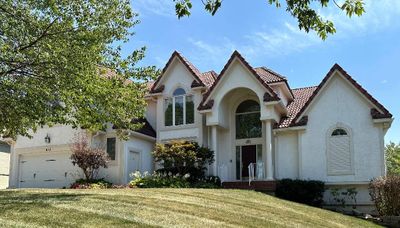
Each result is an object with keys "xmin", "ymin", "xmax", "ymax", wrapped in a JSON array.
[
  {"xmin": 0, "ymin": 0, "xmax": 157, "ymax": 139},
  {"xmin": 386, "ymin": 142, "xmax": 400, "ymax": 175},
  {"xmin": 173, "ymin": 0, "xmax": 365, "ymax": 39}
]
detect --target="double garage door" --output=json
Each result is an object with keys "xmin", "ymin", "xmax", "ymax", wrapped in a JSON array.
[{"xmin": 19, "ymin": 153, "xmax": 78, "ymax": 188}]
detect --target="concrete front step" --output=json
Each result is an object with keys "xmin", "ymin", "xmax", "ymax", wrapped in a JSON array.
[{"xmin": 222, "ymin": 181, "xmax": 277, "ymax": 191}]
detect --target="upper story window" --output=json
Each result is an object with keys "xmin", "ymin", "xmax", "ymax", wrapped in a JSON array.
[
  {"xmin": 327, "ymin": 127, "xmax": 353, "ymax": 175},
  {"xmin": 165, "ymin": 88, "xmax": 194, "ymax": 126},
  {"xmin": 106, "ymin": 137, "xmax": 116, "ymax": 160},
  {"xmin": 0, "ymin": 142, "xmax": 10, "ymax": 153},
  {"xmin": 235, "ymin": 100, "xmax": 262, "ymax": 139}
]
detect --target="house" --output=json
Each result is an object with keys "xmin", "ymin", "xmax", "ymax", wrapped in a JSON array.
[
  {"xmin": 0, "ymin": 140, "xmax": 11, "ymax": 189},
  {"xmin": 8, "ymin": 50, "xmax": 392, "ymax": 207}
]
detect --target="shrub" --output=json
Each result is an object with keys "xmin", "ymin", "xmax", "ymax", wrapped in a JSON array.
[
  {"xmin": 191, "ymin": 176, "xmax": 221, "ymax": 188},
  {"xmin": 129, "ymin": 171, "xmax": 190, "ymax": 188},
  {"xmin": 152, "ymin": 140, "xmax": 214, "ymax": 182},
  {"xmin": 129, "ymin": 171, "xmax": 221, "ymax": 189},
  {"xmin": 70, "ymin": 133, "xmax": 110, "ymax": 181},
  {"xmin": 70, "ymin": 178, "xmax": 112, "ymax": 189},
  {"xmin": 275, "ymin": 179, "xmax": 325, "ymax": 206},
  {"xmin": 369, "ymin": 175, "xmax": 400, "ymax": 216}
]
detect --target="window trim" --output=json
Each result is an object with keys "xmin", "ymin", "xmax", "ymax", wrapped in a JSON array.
[
  {"xmin": 164, "ymin": 87, "xmax": 195, "ymax": 127},
  {"xmin": 326, "ymin": 123, "xmax": 355, "ymax": 176},
  {"xmin": 106, "ymin": 137, "xmax": 117, "ymax": 161}
]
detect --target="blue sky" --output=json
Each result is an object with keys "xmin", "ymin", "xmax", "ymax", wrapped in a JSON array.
[{"xmin": 126, "ymin": 0, "xmax": 400, "ymax": 143}]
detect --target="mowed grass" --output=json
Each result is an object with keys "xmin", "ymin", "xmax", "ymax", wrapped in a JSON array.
[{"xmin": 0, "ymin": 188, "xmax": 380, "ymax": 228}]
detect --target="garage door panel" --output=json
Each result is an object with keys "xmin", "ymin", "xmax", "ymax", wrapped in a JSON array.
[{"xmin": 19, "ymin": 153, "xmax": 79, "ymax": 188}]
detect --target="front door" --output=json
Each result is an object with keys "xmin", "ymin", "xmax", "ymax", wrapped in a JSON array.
[{"xmin": 241, "ymin": 145, "xmax": 256, "ymax": 178}]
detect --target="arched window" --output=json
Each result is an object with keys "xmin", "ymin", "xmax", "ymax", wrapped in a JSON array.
[
  {"xmin": 331, "ymin": 128, "xmax": 347, "ymax": 136},
  {"xmin": 327, "ymin": 127, "xmax": 353, "ymax": 175},
  {"xmin": 165, "ymin": 88, "xmax": 194, "ymax": 126},
  {"xmin": 235, "ymin": 100, "xmax": 261, "ymax": 139}
]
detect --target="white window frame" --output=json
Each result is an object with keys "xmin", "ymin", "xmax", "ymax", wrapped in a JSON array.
[{"xmin": 164, "ymin": 89, "xmax": 194, "ymax": 127}]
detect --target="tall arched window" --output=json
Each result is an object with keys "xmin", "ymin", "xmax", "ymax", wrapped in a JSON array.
[
  {"xmin": 327, "ymin": 127, "xmax": 353, "ymax": 175},
  {"xmin": 235, "ymin": 100, "xmax": 261, "ymax": 139},
  {"xmin": 165, "ymin": 88, "xmax": 194, "ymax": 126}
]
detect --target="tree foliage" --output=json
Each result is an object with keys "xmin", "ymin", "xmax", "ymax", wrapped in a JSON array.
[
  {"xmin": 0, "ymin": 0, "xmax": 158, "ymax": 139},
  {"xmin": 70, "ymin": 133, "xmax": 109, "ymax": 181},
  {"xmin": 386, "ymin": 142, "xmax": 400, "ymax": 175},
  {"xmin": 173, "ymin": 0, "xmax": 365, "ymax": 39}
]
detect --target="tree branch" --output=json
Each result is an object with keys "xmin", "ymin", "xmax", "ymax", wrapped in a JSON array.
[{"xmin": 17, "ymin": 17, "xmax": 60, "ymax": 52}]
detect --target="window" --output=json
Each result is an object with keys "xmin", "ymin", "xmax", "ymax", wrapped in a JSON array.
[
  {"xmin": 165, "ymin": 88, "xmax": 194, "ymax": 126},
  {"xmin": 235, "ymin": 100, "xmax": 262, "ymax": 139},
  {"xmin": 0, "ymin": 142, "xmax": 10, "ymax": 153},
  {"xmin": 106, "ymin": 138, "xmax": 116, "ymax": 160},
  {"xmin": 331, "ymin": 128, "xmax": 347, "ymax": 136},
  {"xmin": 327, "ymin": 127, "xmax": 352, "ymax": 175}
]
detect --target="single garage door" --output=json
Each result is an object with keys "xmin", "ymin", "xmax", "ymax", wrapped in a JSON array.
[{"xmin": 19, "ymin": 153, "xmax": 78, "ymax": 188}]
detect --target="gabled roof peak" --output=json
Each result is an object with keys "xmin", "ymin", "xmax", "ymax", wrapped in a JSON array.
[
  {"xmin": 292, "ymin": 63, "xmax": 392, "ymax": 124},
  {"xmin": 150, "ymin": 51, "xmax": 205, "ymax": 93}
]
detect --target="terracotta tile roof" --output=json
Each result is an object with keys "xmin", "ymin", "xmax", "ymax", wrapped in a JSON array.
[
  {"xmin": 291, "ymin": 64, "xmax": 392, "ymax": 125},
  {"xmin": 254, "ymin": 67, "xmax": 286, "ymax": 84},
  {"xmin": 150, "ymin": 51, "xmax": 205, "ymax": 93},
  {"xmin": 199, "ymin": 71, "xmax": 217, "ymax": 88},
  {"xmin": 198, "ymin": 51, "xmax": 279, "ymax": 111},
  {"xmin": 146, "ymin": 81, "xmax": 154, "ymax": 90},
  {"xmin": 276, "ymin": 86, "xmax": 318, "ymax": 128}
]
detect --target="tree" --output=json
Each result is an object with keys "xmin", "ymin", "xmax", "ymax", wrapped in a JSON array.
[
  {"xmin": 0, "ymin": 0, "xmax": 158, "ymax": 139},
  {"xmin": 173, "ymin": 0, "xmax": 365, "ymax": 39},
  {"xmin": 70, "ymin": 133, "xmax": 109, "ymax": 181},
  {"xmin": 386, "ymin": 142, "xmax": 400, "ymax": 175}
]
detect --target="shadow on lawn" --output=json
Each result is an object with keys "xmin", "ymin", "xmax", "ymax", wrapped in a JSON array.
[{"xmin": 0, "ymin": 191, "xmax": 87, "ymax": 204}]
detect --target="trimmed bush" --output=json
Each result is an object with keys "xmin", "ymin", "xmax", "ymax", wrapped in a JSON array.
[
  {"xmin": 275, "ymin": 179, "xmax": 325, "ymax": 206},
  {"xmin": 152, "ymin": 140, "xmax": 214, "ymax": 182},
  {"xmin": 129, "ymin": 171, "xmax": 221, "ymax": 189},
  {"xmin": 70, "ymin": 178, "xmax": 112, "ymax": 189},
  {"xmin": 369, "ymin": 175, "xmax": 400, "ymax": 216},
  {"xmin": 129, "ymin": 171, "xmax": 190, "ymax": 188}
]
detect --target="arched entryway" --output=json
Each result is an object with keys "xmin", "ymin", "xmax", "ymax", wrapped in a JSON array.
[{"xmin": 234, "ymin": 100, "xmax": 263, "ymax": 180}]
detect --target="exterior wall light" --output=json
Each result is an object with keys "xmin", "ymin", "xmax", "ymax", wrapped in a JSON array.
[{"xmin": 45, "ymin": 134, "xmax": 51, "ymax": 144}]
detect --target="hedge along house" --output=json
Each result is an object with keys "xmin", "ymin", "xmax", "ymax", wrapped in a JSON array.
[{"xmin": 8, "ymin": 51, "xmax": 392, "ymax": 207}]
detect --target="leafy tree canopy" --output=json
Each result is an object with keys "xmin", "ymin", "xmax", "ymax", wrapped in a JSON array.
[
  {"xmin": 173, "ymin": 0, "xmax": 365, "ymax": 39},
  {"xmin": 0, "ymin": 0, "xmax": 158, "ymax": 139},
  {"xmin": 386, "ymin": 142, "xmax": 400, "ymax": 175}
]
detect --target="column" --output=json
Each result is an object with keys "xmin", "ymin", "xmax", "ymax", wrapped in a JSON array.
[
  {"xmin": 211, "ymin": 125, "xmax": 218, "ymax": 176},
  {"xmin": 265, "ymin": 120, "xmax": 274, "ymax": 180}
]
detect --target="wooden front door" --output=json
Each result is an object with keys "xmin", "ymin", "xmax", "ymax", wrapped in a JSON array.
[{"xmin": 241, "ymin": 145, "xmax": 256, "ymax": 178}]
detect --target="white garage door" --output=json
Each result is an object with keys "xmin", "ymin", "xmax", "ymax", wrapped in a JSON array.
[{"xmin": 19, "ymin": 153, "xmax": 78, "ymax": 188}]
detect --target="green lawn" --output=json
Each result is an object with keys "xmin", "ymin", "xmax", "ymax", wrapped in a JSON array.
[{"xmin": 0, "ymin": 188, "xmax": 379, "ymax": 228}]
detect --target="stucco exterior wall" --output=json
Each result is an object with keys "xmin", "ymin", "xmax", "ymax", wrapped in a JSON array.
[
  {"xmin": 155, "ymin": 58, "xmax": 204, "ymax": 143},
  {"xmin": 15, "ymin": 125, "xmax": 82, "ymax": 149},
  {"xmin": 10, "ymin": 125, "xmax": 155, "ymax": 187},
  {"xmin": 0, "ymin": 151, "xmax": 10, "ymax": 189},
  {"xmin": 275, "ymin": 132, "xmax": 299, "ymax": 179},
  {"xmin": 146, "ymin": 100, "xmax": 157, "ymax": 130},
  {"xmin": 300, "ymin": 72, "xmax": 384, "ymax": 183},
  {"xmin": 205, "ymin": 60, "xmax": 281, "ymax": 127}
]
